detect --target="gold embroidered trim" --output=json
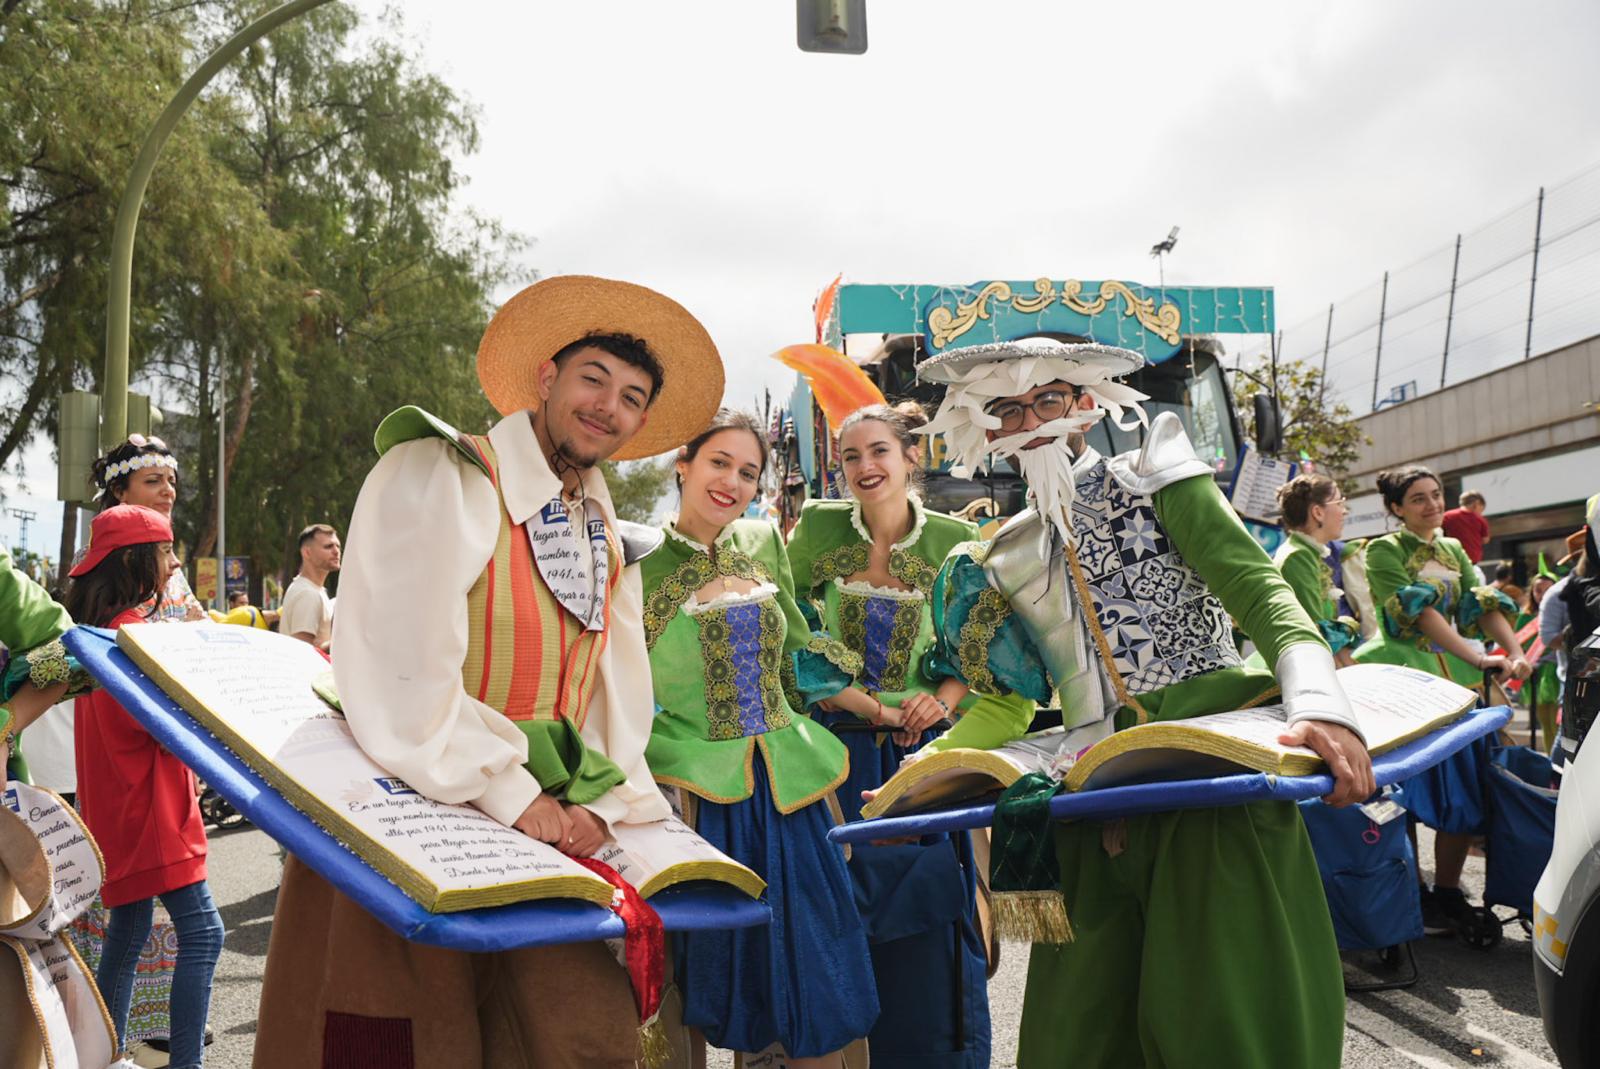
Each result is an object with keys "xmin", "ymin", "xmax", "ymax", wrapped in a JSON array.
[
  {"xmin": 756, "ymin": 732, "xmax": 851, "ymax": 815},
  {"xmin": 698, "ymin": 598, "xmax": 790, "ymax": 742},
  {"xmin": 956, "ymin": 587, "xmax": 1011, "ymax": 696},
  {"xmin": 644, "ymin": 547, "xmax": 769, "ymax": 651}
]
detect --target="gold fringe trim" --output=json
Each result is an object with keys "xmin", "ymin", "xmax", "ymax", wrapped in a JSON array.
[
  {"xmin": 991, "ymin": 889, "xmax": 1074, "ymax": 945},
  {"xmin": 638, "ymin": 1015, "xmax": 672, "ymax": 1069}
]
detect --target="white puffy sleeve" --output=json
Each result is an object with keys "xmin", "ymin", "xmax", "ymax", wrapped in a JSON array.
[{"xmin": 332, "ymin": 439, "xmax": 541, "ymax": 827}]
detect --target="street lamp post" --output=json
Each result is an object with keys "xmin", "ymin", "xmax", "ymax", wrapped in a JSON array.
[{"xmin": 101, "ymin": 0, "xmax": 333, "ymax": 449}]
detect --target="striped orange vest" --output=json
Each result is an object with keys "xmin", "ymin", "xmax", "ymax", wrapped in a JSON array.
[{"xmin": 458, "ymin": 434, "xmax": 621, "ymax": 730}]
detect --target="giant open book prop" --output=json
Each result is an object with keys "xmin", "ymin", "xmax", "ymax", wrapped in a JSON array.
[
  {"xmin": 64, "ymin": 625, "xmax": 769, "ymax": 950},
  {"xmin": 836, "ymin": 665, "xmax": 1509, "ymax": 845}
]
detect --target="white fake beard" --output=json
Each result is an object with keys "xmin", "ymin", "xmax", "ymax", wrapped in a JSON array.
[{"xmin": 981, "ymin": 411, "xmax": 1101, "ymax": 548}]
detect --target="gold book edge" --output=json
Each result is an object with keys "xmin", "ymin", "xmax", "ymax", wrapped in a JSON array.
[
  {"xmin": 859, "ymin": 747, "xmax": 1024, "ymax": 820},
  {"xmin": 116, "ymin": 629, "xmax": 616, "ymax": 912},
  {"xmin": 1061, "ymin": 695, "xmax": 1478, "ymax": 792},
  {"xmin": 636, "ymin": 861, "xmax": 767, "ymax": 901}
]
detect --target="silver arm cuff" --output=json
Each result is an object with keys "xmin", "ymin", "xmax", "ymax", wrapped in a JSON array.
[{"xmin": 1275, "ymin": 641, "xmax": 1365, "ymax": 743}]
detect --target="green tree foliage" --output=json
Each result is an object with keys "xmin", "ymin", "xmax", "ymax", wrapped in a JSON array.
[
  {"xmin": 1, "ymin": 0, "xmax": 518, "ymax": 582},
  {"xmin": 1232, "ymin": 356, "xmax": 1371, "ymax": 485},
  {"xmin": 601, "ymin": 458, "xmax": 675, "ymax": 524}
]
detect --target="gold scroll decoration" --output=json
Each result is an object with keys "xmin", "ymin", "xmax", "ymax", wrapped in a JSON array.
[{"xmin": 926, "ymin": 278, "xmax": 1183, "ymax": 349}]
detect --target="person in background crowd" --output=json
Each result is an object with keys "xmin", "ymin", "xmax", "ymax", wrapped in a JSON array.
[
  {"xmin": 1353, "ymin": 465, "xmax": 1528, "ymax": 935},
  {"xmin": 1540, "ymin": 526, "xmax": 1591, "ymax": 685},
  {"xmin": 75, "ymin": 432, "xmax": 204, "ymax": 1059},
  {"xmin": 1442, "ymin": 489, "xmax": 1490, "ymax": 564},
  {"xmin": 1273, "ymin": 474, "xmax": 1362, "ymax": 668},
  {"xmin": 89, "ymin": 434, "xmax": 207, "ymax": 623},
  {"xmin": 65, "ymin": 505, "xmax": 224, "ymax": 1069},
  {"xmin": 642, "ymin": 409, "xmax": 877, "ymax": 1068},
  {"xmin": 1518, "ymin": 570, "xmax": 1562, "ymax": 749},
  {"xmin": 1492, "ymin": 563, "xmax": 1513, "ymax": 590},
  {"xmin": 786, "ymin": 401, "xmax": 1019, "ymax": 1068},
  {"xmin": 279, "ymin": 523, "xmax": 339, "ymax": 650}
]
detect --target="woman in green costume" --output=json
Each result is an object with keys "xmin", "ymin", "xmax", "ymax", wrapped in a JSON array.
[
  {"xmin": 641, "ymin": 409, "xmax": 877, "ymax": 1068},
  {"xmin": 1273, "ymin": 473, "xmax": 1361, "ymax": 666},
  {"xmin": 1353, "ymin": 464, "xmax": 1528, "ymax": 931},
  {"xmin": 786, "ymin": 402, "xmax": 1030, "ymax": 1068}
]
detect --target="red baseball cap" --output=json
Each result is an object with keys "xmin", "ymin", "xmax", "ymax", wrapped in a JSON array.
[{"xmin": 70, "ymin": 504, "xmax": 174, "ymax": 578}]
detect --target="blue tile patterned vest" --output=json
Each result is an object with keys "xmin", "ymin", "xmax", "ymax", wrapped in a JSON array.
[{"xmin": 1068, "ymin": 455, "xmax": 1244, "ymax": 695}]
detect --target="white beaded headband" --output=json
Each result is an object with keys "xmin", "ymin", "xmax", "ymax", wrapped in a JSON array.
[{"xmin": 100, "ymin": 452, "xmax": 178, "ymax": 485}]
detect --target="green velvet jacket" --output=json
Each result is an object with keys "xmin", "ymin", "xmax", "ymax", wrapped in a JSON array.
[
  {"xmin": 785, "ymin": 498, "xmax": 1035, "ymax": 753},
  {"xmin": 641, "ymin": 519, "xmax": 854, "ymax": 814},
  {"xmin": 1274, "ymin": 531, "xmax": 1361, "ymax": 655},
  {"xmin": 1353, "ymin": 527, "xmax": 1515, "ymax": 685}
]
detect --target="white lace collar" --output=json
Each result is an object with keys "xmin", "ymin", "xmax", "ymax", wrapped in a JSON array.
[
  {"xmin": 848, "ymin": 494, "xmax": 927, "ymax": 551},
  {"xmin": 664, "ymin": 517, "xmax": 737, "ymax": 555}
]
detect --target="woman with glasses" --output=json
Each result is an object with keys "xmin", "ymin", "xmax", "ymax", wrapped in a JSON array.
[{"xmin": 1273, "ymin": 474, "xmax": 1362, "ymax": 667}]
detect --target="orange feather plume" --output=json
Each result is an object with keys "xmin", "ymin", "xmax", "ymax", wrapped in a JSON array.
[{"xmin": 773, "ymin": 343, "xmax": 887, "ymax": 432}]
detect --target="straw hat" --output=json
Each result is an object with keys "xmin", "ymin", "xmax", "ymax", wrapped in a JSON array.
[{"xmin": 476, "ymin": 276, "xmax": 724, "ymax": 461}]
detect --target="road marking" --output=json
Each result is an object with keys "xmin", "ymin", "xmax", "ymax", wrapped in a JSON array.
[{"xmin": 1347, "ymin": 985, "xmax": 1559, "ymax": 1069}]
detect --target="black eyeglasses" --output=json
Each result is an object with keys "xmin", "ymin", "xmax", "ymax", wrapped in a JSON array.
[{"xmin": 986, "ymin": 390, "xmax": 1075, "ymax": 433}]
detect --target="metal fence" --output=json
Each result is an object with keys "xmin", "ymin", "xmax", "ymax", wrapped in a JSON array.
[{"xmin": 1234, "ymin": 160, "xmax": 1600, "ymax": 415}]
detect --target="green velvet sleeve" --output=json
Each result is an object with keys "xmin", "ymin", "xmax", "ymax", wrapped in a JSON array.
[
  {"xmin": 0, "ymin": 547, "xmax": 75, "ymax": 702},
  {"xmin": 784, "ymin": 506, "xmax": 821, "ymax": 602},
  {"xmin": 1361, "ymin": 535, "xmax": 1414, "ymax": 621},
  {"xmin": 1152, "ymin": 475, "xmax": 1320, "ymax": 667},
  {"xmin": 1278, "ymin": 543, "xmax": 1328, "ymax": 624}
]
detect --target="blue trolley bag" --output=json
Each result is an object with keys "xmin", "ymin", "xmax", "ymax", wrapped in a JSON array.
[
  {"xmin": 1482, "ymin": 745, "xmax": 1557, "ymax": 917},
  {"xmin": 1299, "ymin": 798, "xmax": 1423, "ymax": 951},
  {"xmin": 1392, "ymin": 731, "xmax": 1491, "ymax": 836}
]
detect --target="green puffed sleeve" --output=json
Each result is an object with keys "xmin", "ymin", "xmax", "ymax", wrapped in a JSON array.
[
  {"xmin": 924, "ymin": 544, "xmax": 1052, "ymax": 704},
  {"xmin": 0, "ymin": 547, "xmax": 82, "ymax": 702},
  {"xmin": 1451, "ymin": 540, "xmax": 1516, "ymax": 639}
]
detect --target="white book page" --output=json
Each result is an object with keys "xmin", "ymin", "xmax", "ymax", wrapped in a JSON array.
[
  {"xmin": 1157, "ymin": 664, "xmax": 1474, "ymax": 754},
  {"xmin": 119, "ymin": 623, "xmax": 599, "ymax": 899},
  {"xmin": 600, "ymin": 815, "xmax": 761, "ymax": 897}
]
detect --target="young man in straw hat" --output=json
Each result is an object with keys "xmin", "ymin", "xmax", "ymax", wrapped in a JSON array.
[
  {"xmin": 911, "ymin": 337, "xmax": 1372, "ymax": 1068},
  {"xmin": 254, "ymin": 275, "xmax": 724, "ymax": 1069}
]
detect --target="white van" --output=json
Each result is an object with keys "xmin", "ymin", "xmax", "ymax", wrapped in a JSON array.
[{"xmin": 1532, "ymin": 630, "xmax": 1600, "ymax": 1065}]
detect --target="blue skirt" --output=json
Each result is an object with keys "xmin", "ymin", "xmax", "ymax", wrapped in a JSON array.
[
  {"xmin": 816, "ymin": 711, "xmax": 991, "ymax": 1067},
  {"xmin": 677, "ymin": 759, "xmax": 878, "ymax": 1057}
]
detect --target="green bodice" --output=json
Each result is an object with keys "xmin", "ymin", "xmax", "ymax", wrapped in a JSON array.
[
  {"xmin": 785, "ymin": 498, "xmax": 1034, "ymax": 747},
  {"xmin": 1274, "ymin": 531, "xmax": 1360, "ymax": 655},
  {"xmin": 1352, "ymin": 528, "xmax": 1514, "ymax": 685},
  {"xmin": 641, "ymin": 519, "xmax": 849, "ymax": 814}
]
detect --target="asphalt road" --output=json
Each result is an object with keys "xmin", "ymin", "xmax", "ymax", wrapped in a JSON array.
[{"xmin": 195, "ymin": 824, "xmax": 1558, "ymax": 1068}]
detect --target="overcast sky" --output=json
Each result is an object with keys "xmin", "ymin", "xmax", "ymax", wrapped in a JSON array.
[{"xmin": 6, "ymin": 0, "xmax": 1599, "ymax": 554}]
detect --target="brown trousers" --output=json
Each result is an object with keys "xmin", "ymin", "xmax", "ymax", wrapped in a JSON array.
[{"xmin": 254, "ymin": 856, "xmax": 643, "ymax": 1069}]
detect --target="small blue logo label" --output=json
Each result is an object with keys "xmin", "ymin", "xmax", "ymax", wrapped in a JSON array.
[
  {"xmin": 374, "ymin": 777, "xmax": 417, "ymax": 796},
  {"xmin": 540, "ymin": 501, "xmax": 569, "ymax": 524}
]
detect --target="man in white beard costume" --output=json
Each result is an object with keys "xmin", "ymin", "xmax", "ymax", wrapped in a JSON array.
[{"xmin": 913, "ymin": 337, "xmax": 1372, "ymax": 1068}]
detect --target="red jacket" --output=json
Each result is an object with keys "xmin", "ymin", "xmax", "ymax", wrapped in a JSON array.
[{"xmin": 75, "ymin": 608, "xmax": 208, "ymax": 907}]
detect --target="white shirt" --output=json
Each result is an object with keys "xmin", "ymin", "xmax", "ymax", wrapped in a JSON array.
[
  {"xmin": 280, "ymin": 574, "xmax": 333, "ymax": 647},
  {"xmin": 331, "ymin": 410, "xmax": 670, "ymax": 831}
]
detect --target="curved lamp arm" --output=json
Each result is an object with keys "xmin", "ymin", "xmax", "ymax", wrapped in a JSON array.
[{"xmin": 102, "ymin": 0, "xmax": 333, "ymax": 448}]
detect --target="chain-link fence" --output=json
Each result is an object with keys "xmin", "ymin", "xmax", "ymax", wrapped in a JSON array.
[{"xmin": 1235, "ymin": 160, "xmax": 1600, "ymax": 415}]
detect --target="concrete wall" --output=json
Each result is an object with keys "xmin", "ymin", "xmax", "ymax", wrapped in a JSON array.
[{"xmin": 1345, "ymin": 333, "xmax": 1600, "ymax": 490}]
